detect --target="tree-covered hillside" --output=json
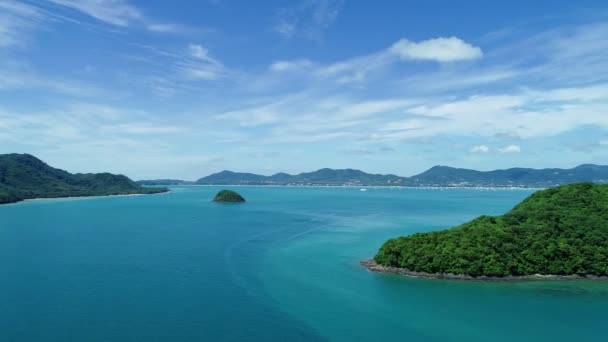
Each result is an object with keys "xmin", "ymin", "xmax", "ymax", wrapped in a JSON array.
[
  {"xmin": 0, "ymin": 154, "xmax": 167, "ymax": 204},
  {"xmin": 213, "ymin": 189, "xmax": 246, "ymax": 202},
  {"xmin": 374, "ymin": 182, "xmax": 608, "ymax": 277}
]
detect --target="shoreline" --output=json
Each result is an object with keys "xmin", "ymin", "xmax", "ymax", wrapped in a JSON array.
[
  {"xmin": 360, "ymin": 260, "xmax": 608, "ymax": 282},
  {"xmin": 1, "ymin": 189, "xmax": 170, "ymax": 206},
  {"xmin": 159, "ymin": 184, "xmax": 542, "ymax": 190}
]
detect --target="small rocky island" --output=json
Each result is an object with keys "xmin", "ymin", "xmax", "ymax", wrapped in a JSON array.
[
  {"xmin": 366, "ymin": 182, "xmax": 608, "ymax": 280},
  {"xmin": 213, "ymin": 189, "xmax": 246, "ymax": 203}
]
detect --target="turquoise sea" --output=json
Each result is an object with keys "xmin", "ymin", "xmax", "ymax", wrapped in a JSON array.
[{"xmin": 1, "ymin": 186, "xmax": 607, "ymax": 341}]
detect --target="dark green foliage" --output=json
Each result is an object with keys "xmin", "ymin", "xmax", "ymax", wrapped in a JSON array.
[
  {"xmin": 213, "ymin": 189, "xmax": 246, "ymax": 202},
  {"xmin": 0, "ymin": 153, "xmax": 168, "ymax": 204},
  {"xmin": 374, "ymin": 183, "xmax": 608, "ymax": 277}
]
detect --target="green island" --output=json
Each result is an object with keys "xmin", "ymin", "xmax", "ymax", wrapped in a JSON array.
[
  {"xmin": 0, "ymin": 153, "xmax": 168, "ymax": 205},
  {"xmin": 367, "ymin": 182, "xmax": 608, "ymax": 279},
  {"xmin": 213, "ymin": 189, "xmax": 246, "ymax": 203}
]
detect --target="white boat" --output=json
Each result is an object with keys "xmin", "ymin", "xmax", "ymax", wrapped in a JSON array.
[{"xmin": 360, "ymin": 188, "xmax": 367, "ymax": 192}]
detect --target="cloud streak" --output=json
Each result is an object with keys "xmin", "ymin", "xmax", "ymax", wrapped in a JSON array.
[
  {"xmin": 274, "ymin": 0, "xmax": 344, "ymax": 41},
  {"xmin": 47, "ymin": 0, "xmax": 142, "ymax": 27},
  {"xmin": 471, "ymin": 145, "xmax": 490, "ymax": 153},
  {"xmin": 267, "ymin": 36, "xmax": 482, "ymax": 87},
  {"xmin": 177, "ymin": 44, "xmax": 227, "ymax": 80},
  {"xmin": 0, "ymin": 0, "xmax": 48, "ymax": 48},
  {"xmin": 498, "ymin": 145, "xmax": 521, "ymax": 153}
]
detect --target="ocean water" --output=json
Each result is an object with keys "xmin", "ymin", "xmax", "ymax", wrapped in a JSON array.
[{"xmin": 1, "ymin": 186, "xmax": 606, "ymax": 342}]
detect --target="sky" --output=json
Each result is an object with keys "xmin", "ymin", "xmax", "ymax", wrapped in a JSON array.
[{"xmin": 1, "ymin": 0, "xmax": 608, "ymax": 180}]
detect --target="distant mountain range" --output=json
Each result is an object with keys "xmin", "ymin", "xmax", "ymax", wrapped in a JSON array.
[
  {"xmin": 0, "ymin": 154, "xmax": 167, "ymax": 204},
  {"xmin": 137, "ymin": 164, "xmax": 608, "ymax": 188}
]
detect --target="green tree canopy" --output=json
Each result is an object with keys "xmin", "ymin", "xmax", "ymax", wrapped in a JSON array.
[
  {"xmin": 0, "ymin": 153, "xmax": 167, "ymax": 204},
  {"xmin": 213, "ymin": 189, "xmax": 246, "ymax": 202},
  {"xmin": 374, "ymin": 182, "xmax": 608, "ymax": 277}
]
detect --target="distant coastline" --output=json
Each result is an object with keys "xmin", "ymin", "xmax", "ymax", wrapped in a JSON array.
[
  {"xmin": 361, "ymin": 260, "xmax": 608, "ymax": 282},
  {"xmin": 3, "ymin": 189, "xmax": 170, "ymax": 206},
  {"xmin": 165, "ymin": 184, "xmax": 542, "ymax": 190},
  {"xmin": 138, "ymin": 164, "xmax": 608, "ymax": 188},
  {"xmin": 14, "ymin": 190, "xmax": 170, "ymax": 205},
  {"xmin": 195, "ymin": 184, "xmax": 540, "ymax": 189}
]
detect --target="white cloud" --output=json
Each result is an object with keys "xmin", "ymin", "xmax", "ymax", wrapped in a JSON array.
[
  {"xmin": 270, "ymin": 59, "xmax": 314, "ymax": 72},
  {"xmin": 188, "ymin": 44, "xmax": 210, "ymax": 59},
  {"xmin": 48, "ymin": 0, "xmax": 142, "ymax": 27},
  {"xmin": 374, "ymin": 82, "xmax": 608, "ymax": 142},
  {"xmin": 180, "ymin": 67, "xmax": 223, "ymax": 80},
  {"xmin": 207, "ymin": 81, "xmax": 604, "ymax": 147},
  {"xmin": 3, "ymin": 11, "xmax": 608, "ymax": 176},
  {"xmin": 179, "ymin": 44, "xmax": 225, "ymax": 80},
  {"xmin": 268, "ymin": 36, "xmax": 481, "ymax": 85},
  {"xmin": 263, "ymin": 23, "xmax": 608, "ymax": 92},
  {"xmin": 498, "ymin": 145, "xmax": 521, "ymax": 153},
  {"xmin": 146, "ymin": 23, "xmax": 184, "ymax": 33},
  {"xmin": 470, "ymin": 145, "xmax": 489, "ymax": 153},
  {"xmin": 390, "ymin": 37, "xmax": 483, "ymax": 62}
]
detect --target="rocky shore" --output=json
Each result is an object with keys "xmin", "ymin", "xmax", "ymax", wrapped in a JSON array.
[{"xmin": 360, "ymin": 260, "xmax": 608, "ymax": 281}]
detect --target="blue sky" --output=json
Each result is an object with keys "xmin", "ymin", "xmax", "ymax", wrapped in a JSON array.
[{"xmin": 1, "ymin": 0, "xmax": 607, "ymax": 180}]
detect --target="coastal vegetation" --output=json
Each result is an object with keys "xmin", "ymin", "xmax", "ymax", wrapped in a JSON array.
[
  {"xmin": 213, "ymin": 189, "xmax": 246, "ymax": 202},
  {"xmin": 373, "ymin": 182, "xmax": 608, "ymax": 277},
  {"xmin": 0, "ymin": 153, "xmax": 167, "ymax": 204}
]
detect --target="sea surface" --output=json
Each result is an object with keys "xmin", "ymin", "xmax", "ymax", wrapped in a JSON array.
[{"xmin": 1, "ymin": 186, "xmax": 607, "ymax": 342}]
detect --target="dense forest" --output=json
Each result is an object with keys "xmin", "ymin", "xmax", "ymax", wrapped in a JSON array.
[
  {"xmin": 0, "ymin": 154, "xmax": 167, "ymax": 204},
  {"xmin": 374, "ymin": 182, "xmax": 608, "ymax": 277}
]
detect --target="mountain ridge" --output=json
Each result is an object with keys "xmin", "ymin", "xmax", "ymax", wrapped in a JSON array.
[{"xmin": 137, "ymin": 164, "xmax": 608, "ymax": 188}]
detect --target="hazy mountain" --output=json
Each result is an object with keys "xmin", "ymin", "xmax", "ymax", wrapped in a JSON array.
[
  {"xmin": 136, "ymin": 179, "xmax": 195, "ymax": 186},
  {"xmin": 138, "ymin": 164, "xmax": 608, "ymax": 188},
  {"xmin": 195, "ymin": 168, "xmax": 407, "ymax": 186},
  {"xmin": 197, "ymin": 170, "xmax": 270, "ymax": 184},
  {"xmin": 410, "ymin": 164, "xmax": 608, "ymax": 187}
]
